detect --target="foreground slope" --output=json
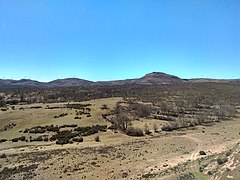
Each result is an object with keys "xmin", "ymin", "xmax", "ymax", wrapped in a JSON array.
[{"xmin": 0, "ymin": 98, "xmax": 239, "ymax": 180}]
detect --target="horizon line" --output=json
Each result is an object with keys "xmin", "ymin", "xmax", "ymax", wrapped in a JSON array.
[{"xmin": 0, "ymin": 72, "xmax": 239, "ymax": 83}]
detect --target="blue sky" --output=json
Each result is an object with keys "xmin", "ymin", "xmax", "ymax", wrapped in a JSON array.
[{"xmin": 0, "ymin": 0, "xmax": 240, "ymax": 81}]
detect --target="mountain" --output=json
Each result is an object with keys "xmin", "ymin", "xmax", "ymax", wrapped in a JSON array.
[
  {"xmin": 48, "ymin": 78, "xmax": 94, "ymax": 87},
  {"xmin": 0, "ymin": 79, "xmax": 46, "ymax": 87},
  {"xmin": 189, "ymin": 78, "xmax": 240, "ymax": 83},
  {"xmin": 0, "ymin": 72, "xmax": 238, "ymax": 88},
  {"xmin": 98, "ymin": 72, "xmax": 185, "ymax": 85},
  {"xmin": 134, "ymin": 72, "xmax": 185, "ymax": 85},
  {"xmin": 0, "ymin": 78, "xmax": 94, "ymax": 88}
]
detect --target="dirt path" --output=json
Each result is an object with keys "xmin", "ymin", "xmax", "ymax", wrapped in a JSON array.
[{"xmin": 184, "ymin": 135, "xmax": 202, "ymax": 161}]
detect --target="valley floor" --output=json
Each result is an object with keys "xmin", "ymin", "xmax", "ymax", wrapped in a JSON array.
[{"xmin": 0, "ymin": 98, "xmax": 239, "ymax": 179}]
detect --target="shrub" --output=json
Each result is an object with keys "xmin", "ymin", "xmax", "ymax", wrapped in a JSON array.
[
  {"xmin": 11, "ymin": 138, "xmax": 19, "ymax": 142},
  {"xmin": 59, "ymin": 124, "xmax": 77, "ymax": 129},
  {"xmin": 217, "ymin": 156, "xmax": 228, "ymax": 165},
  {"xmin": 108, "ymin": 124, "xmax": 117, "ymax": 130},
  {"xmin": 199, "ymin": 166, "xmax": 204, "ymax": 172},
  {"xmin": 179, "ymin": 172, "xmax": 195, "ymax": 180},
  {"xmin": 54, "ymin": 113, "xmax": 68, "ymax": 118},
  {"xmin": 199, "ymin": 151, "xmax": 207, "ymax": 155},
  {"xmin": 74, "ymin": 116, "xmax": 81, "ymax": 119},
  {"xmin": 130, "ymin": 103, "xmax": 152, "ymax": 118},
  {"xmin": 153, "ymin": 123, "xmax": 158, "ymax": 132},
  {"xmin": 24, "ymin": 125, "xmax": 59, "ymax": 134},
  {"xmin": 161, "ymin": 124, "xmax": 175, "ymax": 131},
  {"xmin": 72, "ymin": 137, "xmax": 83, "ymax": 142},
  {"xmin": 74, "ymin": 125, "xmax": 107, "ymax": 136},
  {"xmin": 144, "ymin": 124, "xmax": 151, "ymax": 135},
  {"xmin": 32, "ymin": 136, "xmax": 43, "ymax": 142},
  {"xmin": 46, "ymin": 125, "xmax": 59, "ymax": 132},
  {"xmin": 50, "ymin": 130, "xmax": 78, "ymax": 141},
  {"xmin": 225, "ymin": 150, "xmax": 232, "ymax": 157},
  {"xmin": 29, "ymin": 128, "xmax": 46, "ymax": 134},
  {"xmin": 30, "ymin": 106, "xmax": 42, "ymax": 109},
  {"xmin": 112, "ymin": 113, "xmax": 132, "ymax": 132},
  {"xmin": 0, "ymin": 139, "xmax": 7, "ymax": 143},
  {"xmin": 208, "ymin": 171, "xmax": 213, "ymax": 175},
  {"xmin": 86, "ymin": 108, "xmax": 91, "ymax": 112},
  {"xmin": 23, "ymin": 128, "xmax": 29, "ymax": 133},
  {"xmin": 18, "ymin": 136, "xmax": 26, "ymax": 141},
  {"xmin": 125, "ymin": 127, "xmax": 144, "ymax": 136},
  {"xmin": 95, "ymin": 136, "xmax": 100, "ymax": 142},
  {"xmin": 101, "ymin": 104, "xmax": 109, "ymax": 110},
  {"xmin": 56, "ymin": 138, "xmax": 70, "ymax": 145},
  {"xmin": 0, "ymin": 153, "xmax": 6, "ymax": 158},
  {"xmin": 65, "ymin": 103, "xmax": 91, "ymax": 109}
]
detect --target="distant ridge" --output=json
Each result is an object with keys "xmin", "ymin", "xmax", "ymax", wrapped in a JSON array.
[
  {"xmin": 0, "ymin": 72, "xmax": 239, "ymax": 88},
  {"xmin": 49, "ymin": 78, "xmax": 94, "ymax": 87},
  {"xmin": 136, "ymin": 72, "xmax": 184, "ymax": 85},
  {"xmin": 189, "ymin": 78, "xmax": 240, "ymax": 83}
]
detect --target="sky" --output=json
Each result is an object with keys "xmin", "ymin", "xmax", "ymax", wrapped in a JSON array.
[{"xmin": 0, "ymin": 0, "xmax": 240, "ymax": 82}]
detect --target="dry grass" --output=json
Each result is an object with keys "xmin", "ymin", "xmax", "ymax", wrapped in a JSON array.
[{"xmin": 0, "ymin": 97, "xmax": 240, "ymax": 179}]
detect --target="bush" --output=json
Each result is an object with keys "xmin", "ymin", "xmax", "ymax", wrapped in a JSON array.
[
  {"xmin": 108, "ymin": 124, "xmax": 117, "ymax": 130},
  {"xmin": 126, "ymin": 127, "xmax": 144, "ymax": 136},
  {"xmin": 23, "ymin": 128, "xmax": 29, "ymax": 133},
  {"xmin": 199, "ymin": 151, "xmax": 207, "ymax": 155},
  {"xmin": 144, "ymin": 124, "xmax": 151, "ymax": 135},
  {"xmin": 95, "ymin": 136, "xmax": 100, "ymax": 142},
  {"xmin": 50, "ymin": 130, "xmax": 78, "ymax": 141},
  {"xmin": 208, "ymin": 171, "xmax": 213, "ymax": 175},
  {"xmin": 74, "ymin": 116, "xmax": 81, "ymax": 119},
  {"xmin": 112, "ymin": 113, "xmax": 132, "ymax": 132},
  {"xmin": 65, "ymin": 103, "xmax": 91, "ymax": 109},
  {"xmin": 130, "ymin": 103, "xmax": 152, "ymax": 118},
  {"xmin": 179, "ymin": 172, "xmax": 195, "ymax": 180},
  {"xmin": 0, "ymin": 153, "xmax": 6, "ymax": 158},
  {"xmin": 101, "ymin": 104, "xmax": 108, "ymax": 110},
  {"xmin": 30, "ymin": 106, "xmax": 42, "ymax": 109},
  {"xmin": 32, "ymin": 136, "xmax": 43, "ymax": 142},
  {"xmin": 56, "ymin": 138, "xmax": 70, "ymax": 145},
  {"xmin": 161, "ymin": 123, "xmax": 175, "ymax": 131},
  {"xmin": 74, "ymin": 125, "xmax": 107, "ymax": 136},
  {"xmin": 225, "ymin": 150, "xmax": 232, "ymax": 157},
  {"xmin": 46, "ymin": 125, "xmax": 59, "ymax": 132},
  {"xmin": 18, "ymin": 136, "xmax": 26, "ymax": 141},
  {"xmin": 29, "ymin": 128, "xmax": 46, "ymax": 134},
  {"xmin": 24, "ymin": 125, "xmax": 59, "ymax": 134},
  {"xmin": 153, "ymin": 123, "xmax": 158, "ymax": 132},
  {"xmin": 59, "ymin": 124, "xmax": 77, "ymax": 129},
  {"xmin": 0, "ymin": 139, "xmax": 7, "ymax": 143},
  {"xmin": 54, "ymin": 113, "xmax": 68, "ymax": 118},
  {"xmin": 72, "ymin": 137, "xmax": 83, "ymax": 142},
  {"xmin": 217, "ymin": 156, "xmax": 228, "ymax": 165},
  {"xmin": 11, "ymin": 138, "xmax": 19, "ymax": 142}
]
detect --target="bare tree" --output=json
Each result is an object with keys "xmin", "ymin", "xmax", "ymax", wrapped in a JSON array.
[
  {"xmin": 112, "ymin": 113, "xmax": 132, "ymax": 132},
  {"xmin": 144, "ymin": 124, "xmax": 151, "ymax": 135},
  {"xmin": 153, "ymin": 123, "xmax": 158, "ymax": 132},
  {"xmin": 130, "ymin": 103, "xmax": 152, "ymax": 118}
]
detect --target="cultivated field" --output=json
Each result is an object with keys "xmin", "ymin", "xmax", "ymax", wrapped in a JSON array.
[{"xmin": 0, "ymin": 97, "xmax": 239, "ymax": 179}]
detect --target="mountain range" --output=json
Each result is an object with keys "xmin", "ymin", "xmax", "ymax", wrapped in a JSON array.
[{"xmin": 0, "ymin": 72, "xmax": 239, "ymax": 88}]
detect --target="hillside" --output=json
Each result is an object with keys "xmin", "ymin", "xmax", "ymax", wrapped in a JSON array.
[{"xmin": 0, "ymin": 72, "xmax": 239, "ymax": 88}]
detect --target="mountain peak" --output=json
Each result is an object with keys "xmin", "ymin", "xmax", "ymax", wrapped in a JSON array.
[
  {"xmin": 137, "ymin": 72, "xmax": 183, "ymax": 85},
  {"xmin": 144, "ymin": 72, "xmax": 172, "ymax": 77},
  {"xmin": 49, "ymin": 78, "xmax": 94, "ymax": 87}
]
